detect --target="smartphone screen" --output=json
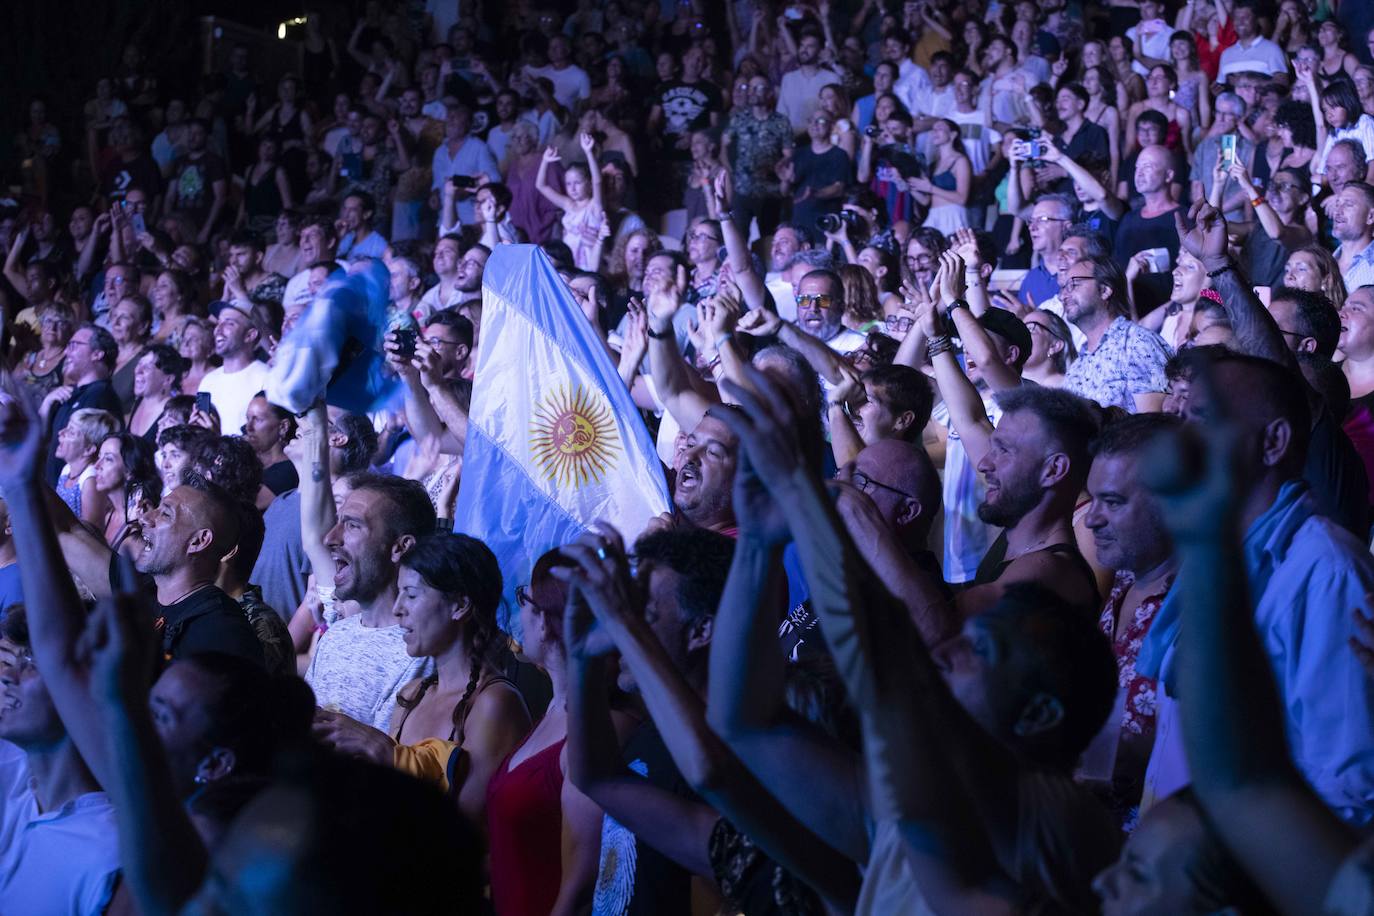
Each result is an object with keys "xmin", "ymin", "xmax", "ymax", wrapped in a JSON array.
[
  {"xmin": 1221, "ymin": 135, "xmax": 1237, "ymax": 169},
  {"xmin": 195, "ymin": 392, "xmax": 213, "ymax": 414}
]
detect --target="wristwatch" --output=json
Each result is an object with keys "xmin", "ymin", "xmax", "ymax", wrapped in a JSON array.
[{"xmin": 944, "ymin": 298, "xmax": 970, "ymax": 324}]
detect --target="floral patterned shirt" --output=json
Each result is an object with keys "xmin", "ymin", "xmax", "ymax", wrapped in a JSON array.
[
  {"xmin": 1064, "ymin": 317, "xmax": 1173, "ymax": 413},
  {"xmin": 723, "ymin": 108, "xmax": 794, "ymax": 198},
  {"xmin": 1097, "ymin": 570, "xmax": 1172, "ymax": 832}
]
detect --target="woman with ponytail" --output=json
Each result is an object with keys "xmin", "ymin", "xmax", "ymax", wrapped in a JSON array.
[{"xmin": 313, "ymin": 533, "xmax": 533, "ymax": 827}]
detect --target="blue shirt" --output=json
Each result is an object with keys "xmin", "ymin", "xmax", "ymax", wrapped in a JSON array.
[
  {"xmin": 338, "ymin": 229, "xmax": 389, "ymax": 262},
  {"xmin": 1140, "ymin": 481, "xmax": 1374, "ymax": 825},
  {"xmin": 0, "ymin": 564, "xmax": 20, "ymax": 621},
  {"xmin": 1018, "ymin": 261, "xmax": 1059, "ymax": 307}
]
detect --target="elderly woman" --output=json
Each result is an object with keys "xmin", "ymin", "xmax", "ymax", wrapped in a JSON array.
[
  {"xmin": 17, "ymin": 304, "xmax": 74, "ymax": 402},
  {"xmin": 54, "ymin": 407, "xmax": 121, "ymax": 528}
]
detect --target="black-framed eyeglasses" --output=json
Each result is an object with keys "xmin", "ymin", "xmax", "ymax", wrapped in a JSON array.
[
  {"xmin": 851, "ymin": 470, "xmax": 916, "ymax": 501},
  {"xmin": 905, "ymin": 255, "xmax": 934, "ymax": 267},
  {"xmin": 885, "ymin": 314, "xmax": 915, "ymax": 332}
]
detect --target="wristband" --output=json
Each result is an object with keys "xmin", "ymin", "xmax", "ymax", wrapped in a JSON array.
[
  {"xmin": 647, "ymin": 325, "xmax": 672, "ymax": 340},
  {"xmin": 436, "ymin": 517, "xmax": 454, "ymax": 533},
  {"xmin": 1205, "ymin": 262, "xmax": 1233, "ymax": 279},
  {"xmin": 927, "ymin": 335, "xmax": 954, "ymax": 360},
  {"xmin": 1250, "ymin": 195, "xmax": 1266, "ymax": 208}
]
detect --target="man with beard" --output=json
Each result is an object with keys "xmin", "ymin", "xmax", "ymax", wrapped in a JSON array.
[
  {"xmin": 280, "ymin": 216, "xmax": 339, "ymax": 313},
  {"xmin": 763, "ymin": 224, "xmax": 812, "ymax": 321},
  {"xmin": 777, "ymin": 31, "xmax": 842, "ymax": 134},
  {"xmin": 672, "ymin": 415, "xmax": 740, "ymax": 535},
  {"xmin": 306, "ymin": 472, "xmax": 434, "ymax": 729},
  {"xmin": 784, "ymin": 269, "xmax": 866, "ymax": 357},
  {"xmin": 1061, "ymin": 256, "xmax": 1172, "ymax": 412},
  {"xmin": 165, "ymin": 118, "xmax": 227, "ymax": 245},
  {"xmin": 918, "ymin": 350, "xmax": 1103, "ymax": 619},
  {"xmin": 453, "ymin": 242, "xmax": 489, "ymax": 306},
  {"xmin": 198, "ymin": 301, "xmax": 269, "ymax": 435}
]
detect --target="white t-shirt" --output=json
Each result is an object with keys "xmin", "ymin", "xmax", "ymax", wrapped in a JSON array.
[
  {"xmin": 0, "ymin": 742, "xmax": 120, "ymax": 915},
  {"xmin": 776, "ymin": 66, "xmax": 844, "ymax": 133},
  {"xmin": 523, "ymin": 63, "xmax": 591, "ymax": 110},
  {"xmin": 306, "ymin": 614, "xmax": 433, "ymax": 731},
  {"xmin": 1218, "ymin": 35, "xmax": 1288, "ymax": 80},
  {"xmin": 198, "ymin": 360, "xmax": 271, "ymax": 434}
]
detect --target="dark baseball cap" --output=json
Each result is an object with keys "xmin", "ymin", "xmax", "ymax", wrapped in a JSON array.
[{"xmin": 978, "ymin": 306, "xmax": 1033, "ymax": 365}]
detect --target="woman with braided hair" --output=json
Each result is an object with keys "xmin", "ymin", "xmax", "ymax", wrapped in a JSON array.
[{"xmin": 313, "ymin": 533, "xmax": 533, "ymax": 828}]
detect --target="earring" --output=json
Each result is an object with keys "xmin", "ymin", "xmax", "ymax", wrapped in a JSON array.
[{"xmin": 194, "ymin": 774, "xmax": 208, "ymax": 785}]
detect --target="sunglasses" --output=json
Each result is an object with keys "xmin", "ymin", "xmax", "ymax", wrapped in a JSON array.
[{"xmin": 796, "ymin": 294, "xmax": 834, "ymax": 310}]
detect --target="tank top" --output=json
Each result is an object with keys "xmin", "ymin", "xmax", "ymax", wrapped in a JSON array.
[
  {"xmin": 486, "ymin": 735, "xmax": 567, "ymax": 916},
  {"xmin": 972, "ymin": 533, "xmax": 1100, "ymax": 605},
  {"xmin": 392, "ymin": 673, "xmax": 518, "ymax": 743}
]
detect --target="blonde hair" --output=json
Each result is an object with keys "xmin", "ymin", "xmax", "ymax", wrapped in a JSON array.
[{"xmin": 65, "ymin": 408, "xmax": 121, "ymax": 454}]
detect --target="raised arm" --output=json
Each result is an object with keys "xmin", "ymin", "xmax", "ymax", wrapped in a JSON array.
[
  {"xmin": 704, "ymin": 447, "xmax": 872, "ymax": 865},
  {"xmin": 706, "ymin": 172, "xmax": 767, "ymax": 310},
  {"xmin": 1144, "ymin": 369, "xmax": 1357, "ymax": 916},
  {"xmin": 714, "ymin": 371, "xmax": 1018, "ymax": 912},
  {"xmin": 579, "ymin": 131, "xmax": 604, "ymax": 214},
  {"xmin": 0, "ymin": 395, "xmax": 205, "ymax": 915},
  {"xmin": 1175, "ymin": 203, "xmax": 1293, "ymax": 370},
  {"xmin": 535, "ymin": 146, "xmax": 576, "ymax": 211},
  {"xmin": 1041, "ymin": 144, "xmax": 1128, "ymax": 219},
  {"xmin": 285, "ymin": 404, "xmax": 338, "ymax": 582},
  {"xmin": 646, "ymin": 268, "xmax": 717, "ymax": 431}
]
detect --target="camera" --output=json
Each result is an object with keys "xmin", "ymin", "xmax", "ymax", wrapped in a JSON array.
[
  {"xmin": 817, "ymin": 210, "xmax": 862, "ymax": 235},
  {"xmin": 864, "ymin": 123, "xmax": 882, "ymax": 139},
  {"xmin": 448, "ymin": 175, "xmax": 478, "ymax": 191}
]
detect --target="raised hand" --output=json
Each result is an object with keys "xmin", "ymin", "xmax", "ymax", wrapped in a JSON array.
[
  {"xmin": 542, "ymin": 145, "xmax": 562, "ymax": 164},
  {"xmin": 827, "ymin": 363, "xmax": 863, "ymax": 407},
  {"xmin": 950, "ymin": 227, "xmax": 982, "ymax": 269},
  {"xmin": 645, "ymin": 265, "xmax": 684, "ymax": 332},
  {"xmin": 0, "ymin": 383, "xmax": 46, "ymax": 493},
  {"xmin": 578, "ymin": 131, "xmax": 596, "ymax": 156},
  {"xmin": 552, "ymin": 524, "xmax": 638, "ymax": 660},
  {"xmin": 936, "ymin": 251, "xmax": 966, "ymax": 304},
  {"xmin": 735, "ymin": 306, "xmax": 783, "ymax": 338},
  {"xmin": 1174, "ymin": 200, "xmax": 1229, "ymax": 262}
]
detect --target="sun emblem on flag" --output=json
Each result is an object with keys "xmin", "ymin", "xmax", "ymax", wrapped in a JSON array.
[{"xmin": 529, "ymin": 386, "xmax": 621, "ymax": 487}]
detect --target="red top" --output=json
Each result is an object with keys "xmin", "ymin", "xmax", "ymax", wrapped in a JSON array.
[
  {"xmin": 1195, "ymin": 22, "xmax": 1238, "ymax": 82},
  {"xmin": 486, "ymin": 735, "xmax": 567, "ymax": 916}
]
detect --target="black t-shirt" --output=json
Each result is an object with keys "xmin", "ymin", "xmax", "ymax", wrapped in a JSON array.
[
  {"xmin": 101, "ymin": 153, "xmax": 163, "ymax": 203},
  {"xmin": 45, "ymin": 379, "xmax": 124, "ymax": 486},
  {"xmin": 262, "ymin": 460, "xmax": 300, "ymax": 497},
  {"xmin": 110, "ymin": 553, "xmax": 266, "ymax": 668},
  {"xmin": 653, "ymin": 79, "xmax": 723, "ymax": 157},
  {"xmin": 1113, "ymin": 205, "xmax": 1181, "ymax": 315},
  {"xmin": 597, "ymin": 722, "xmax": 695, "ymax": 916},
  {"xmin": 1306, "ymin": 405, "xmax": 1371, "ymax": 538}
]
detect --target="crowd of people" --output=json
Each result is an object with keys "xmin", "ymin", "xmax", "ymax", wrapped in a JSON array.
[{"xmin": 5, "ymin": 0, "xmax": 1374, "ymax": 912}]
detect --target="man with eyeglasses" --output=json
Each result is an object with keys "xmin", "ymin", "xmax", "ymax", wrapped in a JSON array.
[
  {"xmin": 1190, "ymin": 93, "xmax": 1255, "ymax": 222},
  {"xmin": 1234, "ymin": 165, "xmax": 1313, "ymax": 287},
  {"xmin": 1267, "ymin": 286, "xmax": 1341, "ymax": 358},
  {"xmin": 1061, "ymin": 257, "xmax": 1172, "ymax": 413},
  {"xmin": 43, "ymin": 323, "xmax": 121, "ymax": 487},
  {"xmin": 792, "ymin": 269, "xmax": 866, "ymax": 357},
  {"xmin": 1018, "ymin": 195, "xmax": 1076, "ymax": 307}
]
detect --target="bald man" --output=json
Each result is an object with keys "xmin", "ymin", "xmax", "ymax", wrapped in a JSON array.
[{"xmin": 1113, "ymin": 145, "xmax": 1183, "ymax": 315}]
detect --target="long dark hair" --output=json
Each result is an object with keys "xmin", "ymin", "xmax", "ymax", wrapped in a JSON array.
[{"xmin": 394, "ymin": 534, "xmax": 506, "ymax": 750}]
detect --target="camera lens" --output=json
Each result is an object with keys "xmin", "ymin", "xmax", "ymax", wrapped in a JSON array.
[{"xmin": 817, "ymin": 214, "xmax": 840, "ymax": 233}]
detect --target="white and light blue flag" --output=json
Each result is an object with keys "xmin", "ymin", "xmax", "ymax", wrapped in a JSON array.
[{"xmin": 454, "ymin": 245, "xmax": 672, "ymax": 633}]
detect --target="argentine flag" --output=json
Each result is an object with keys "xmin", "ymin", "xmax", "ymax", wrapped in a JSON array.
[{"xmin": 455, "ymin": 246, "xmax": 672, "ymax": 633}]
